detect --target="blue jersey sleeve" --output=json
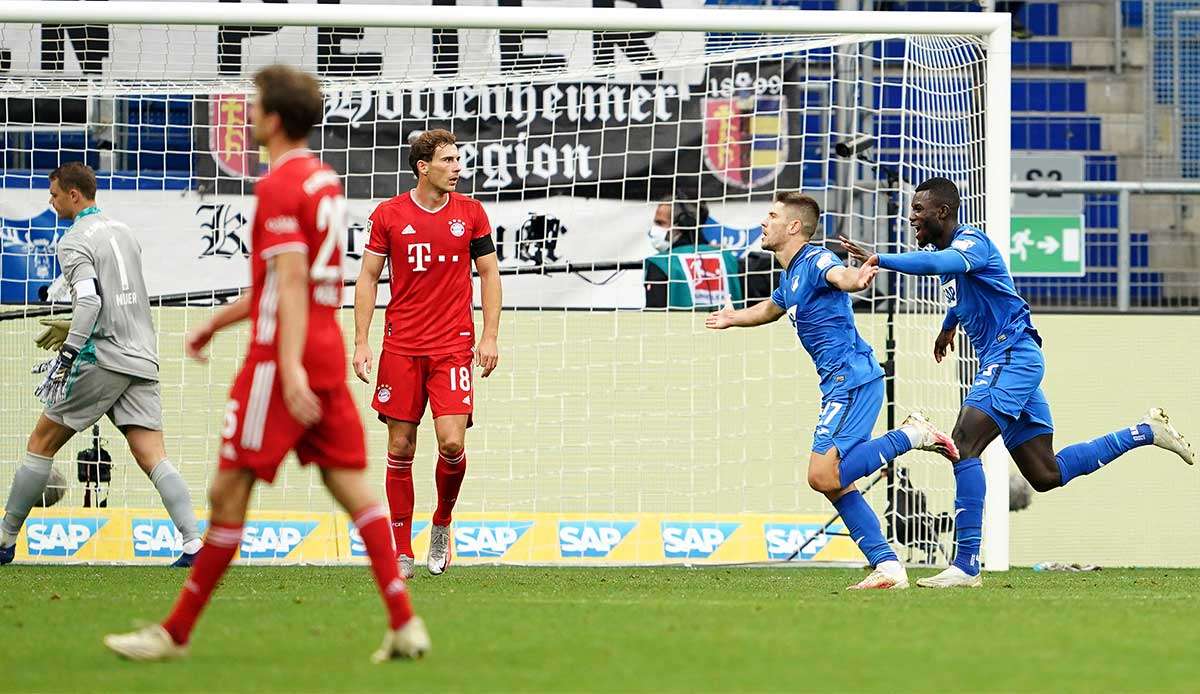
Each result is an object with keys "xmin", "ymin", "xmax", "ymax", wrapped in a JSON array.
[
  {"xmin": 771, "ymin": 280, "xmax": 785, "ymax": 308},
  {"xmin": 810, "ymin": 250, "xmax": 840, "ymax": 290},
  {"xmin": 878, "ymin": 248, "xmax": 969, "ymax": 275},
  {"xmin": 948, "ymin": 229, "xmax": 991, "ymax": 273}
]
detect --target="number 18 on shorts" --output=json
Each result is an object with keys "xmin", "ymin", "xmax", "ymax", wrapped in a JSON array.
[{"xmin": 372, "ymin": 349, "xmax": 475, "ymax": 424}]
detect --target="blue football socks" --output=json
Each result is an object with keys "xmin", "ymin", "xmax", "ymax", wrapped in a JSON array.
[
  {"xmin": 833, "ymin": 490, "xmax": 897, "ymax": 567},
  {"xmin": 838, "ymin": 429, "xmax": 913, "ymax": 489},
  {"xmin": 1055, "ymin": 423, "xmax": 1154, "ymax": 486},
  {"xmin": 951, "ymin": 457, "xmax": 985, "ymax": 576}
]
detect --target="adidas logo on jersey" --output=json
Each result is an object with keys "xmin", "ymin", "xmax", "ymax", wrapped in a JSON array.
[
  {"xmin": 401, "ymin": 224, "xmax": 416, "ymax": 235},
  {"xmin": 462, "ymin": 395, "xmax": 471, "ymax": 405}
]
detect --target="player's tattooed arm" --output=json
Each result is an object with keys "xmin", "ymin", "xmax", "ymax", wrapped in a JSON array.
[
  {"xmin": 474, "ymin": 250, "xmax": 502, "ymax": 378},
  {"xmin": 706, "ymin": 297, "xmax": 785, "ymax": 330},
  {"xmin": 185, "ymin": 293, "xmax": 251, "ymax": 362},
  {"xmin": 352, "ymin": 251, "xmax": 386, "ymax": 383}
]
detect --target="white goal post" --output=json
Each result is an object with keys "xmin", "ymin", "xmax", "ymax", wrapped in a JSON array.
[{"xmin": 0, "ymin": 1, "xmax": 1010, "ymax": 570}]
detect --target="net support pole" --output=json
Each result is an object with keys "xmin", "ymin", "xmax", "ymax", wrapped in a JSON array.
[{"xmin": 981, "ymin": 23, "xmax": 1012, "ymax": 573}]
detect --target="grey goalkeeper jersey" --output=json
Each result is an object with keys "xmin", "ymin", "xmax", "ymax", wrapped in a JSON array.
[{"xmin": 57, "ymin": 209, "xmax": 158, "ymax": 380}]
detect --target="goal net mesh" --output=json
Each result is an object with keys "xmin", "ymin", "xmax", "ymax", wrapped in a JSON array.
[{"xmin": 0, "ymin": 13, "xmax": 989, "ymax": 565}]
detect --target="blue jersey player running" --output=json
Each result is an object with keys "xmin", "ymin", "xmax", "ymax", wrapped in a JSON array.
[
  {"xmin": 707, "ymin": 192, "xmax": 959, "ymax": 590},
  {"xmin": 841, "ymin": 177, "xmax": 1195, "ymax": 589}
]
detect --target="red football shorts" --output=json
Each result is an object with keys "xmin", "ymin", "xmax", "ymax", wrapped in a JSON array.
[
  {"xmin": 371, "ymin": 349, "xmax": 475, "ymax": 426},
  {"xmin": 218, "ymin": 359, "xmax": 367, "ymax": 483}
]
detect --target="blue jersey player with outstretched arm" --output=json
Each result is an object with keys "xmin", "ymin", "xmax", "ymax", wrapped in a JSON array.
[
  {"xmin": 841, "ymin": 177, "xmax": 1195, "ymax": 588},
  {"xmin": 708, "ymin": 191, "xmax": 959, "ymax": 590}
]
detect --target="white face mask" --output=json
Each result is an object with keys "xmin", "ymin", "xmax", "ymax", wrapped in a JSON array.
[{"xmin": 648, "ymin": 223, "xmax": 672, "ymax": 252}]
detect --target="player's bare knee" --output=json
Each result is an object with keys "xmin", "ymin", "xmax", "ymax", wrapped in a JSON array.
[
  {"xmin": 806, "ymin": 463, "xmax": 840, "ymax": 495},
  {"xmin": 1026, "ymin": 466, "xmax": 1061, "ymax": 493},
  {"xmin": 438, "ymin": 440, "xmax": 464, "ymax": 460},
  {"xmin": 388, "ymin": 440, "xmax": 416, "ymax": 460}
]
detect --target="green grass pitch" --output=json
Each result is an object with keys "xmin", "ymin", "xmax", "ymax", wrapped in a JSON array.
[{"xmin": 4, "ymin": 565, "xmax": 1199, "ymax": 692}]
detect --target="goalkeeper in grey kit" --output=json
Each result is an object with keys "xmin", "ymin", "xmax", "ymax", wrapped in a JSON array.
[{"xmin": 0, "ymin": 162, "xmax": 203, "ymax": 566}]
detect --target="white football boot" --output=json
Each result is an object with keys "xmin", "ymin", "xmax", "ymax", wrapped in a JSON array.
[
  {"xmin": 1143, "ymin": 408, "xmax": 1195, "ymax": 466},
  {"xmin": 371, "ymin": 616, "xmax": 432, "ymax": 663},
  {"xmin": 901, "ymin": 411, "xmax": 960, "ymax": 463},
  {"xmin": 427, "ymin": 524, "xmax": 452, "ymax": 576},
  {"xmin": 916, "ymin": 565, "xmax": 983, "ymax": 589},
  {"xmin": 398, "ymin": 554, "xmax": 415, "ymax": 580},
  {"xmin": 103, "ymin": 624, "xmax": 188, "ymax": 661},
  {"xmin": 847, "ymin": 563, "xmax": 910, "ymax": 591}
]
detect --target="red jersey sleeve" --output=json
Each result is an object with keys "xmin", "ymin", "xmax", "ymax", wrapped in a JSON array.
[
  {"xmin": 255, "ymin": 181, "xmax": 309, "ymax": 260},
  {"xmin": 472, "ymin": 202, "xmax": 492, "ymax": 240},
  {"xmin": 364, "ymin": 204, "xmax": 391, "ymax": 257}
]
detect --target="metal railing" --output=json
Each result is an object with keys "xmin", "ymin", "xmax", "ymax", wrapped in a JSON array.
[{"xmin": 1010, "ymin": 180, "xmax": 1200, "ymax": 312}]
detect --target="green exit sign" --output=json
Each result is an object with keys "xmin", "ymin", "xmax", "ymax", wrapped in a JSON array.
[{"xmin": 1009, "ymin": 215, "xmax": 1086, "ymax": 277}]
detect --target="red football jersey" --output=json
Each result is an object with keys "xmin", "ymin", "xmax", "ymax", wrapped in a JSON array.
[
  {"xmin": 365, "ymin": 191, "xmax": 491, "ymax": 356},
  {"xmin": 247, "ymin": 148, "xmax": 348, "ymax": 390}
]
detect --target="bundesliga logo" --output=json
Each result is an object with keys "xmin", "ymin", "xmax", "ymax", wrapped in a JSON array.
[
  {"xmin": 377, "ymin": 385, "xmax": 392, "ymax": 403},
  {"xmin": 449, "ymin": 218, "xmax": 466, "ymax": 237}
]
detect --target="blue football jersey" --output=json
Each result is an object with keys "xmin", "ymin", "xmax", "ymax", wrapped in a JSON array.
[
  {"xmin": 772, "ymin": 245, "xmax": 884, "ymax": 396},
  {"xmin": 941, "ymin": 224, "xmax": 1040, "ymax": 363}
]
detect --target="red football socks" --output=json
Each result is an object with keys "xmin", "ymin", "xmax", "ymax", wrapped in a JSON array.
[
  {"xmin": 433, "ymin": 450, "xmax": 466, "ymax": 527},
  {"xmin": 353, "ymin": 505, "xmax": 414, "ymax": 629},
  {"xmin": 162, "ymin": 522, "xmax": 242, "ymax": 645},
  {"xmin": 385, "ymin": 453, "xmax": 415, "ymax": 556}
]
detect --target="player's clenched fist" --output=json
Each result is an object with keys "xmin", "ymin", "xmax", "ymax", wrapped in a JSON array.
[{"xmin": 353, "ymin": 342, "xmax": 374, "ymax": 383}]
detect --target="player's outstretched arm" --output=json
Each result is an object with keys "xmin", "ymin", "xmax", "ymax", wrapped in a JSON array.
[
  {"xmin": 273, "ymin": 252, "xmax": 321, "ymax": 427},
  {"xmin": 474, "ymin": 251, "xmax": 502, "ymax": 378},
  {"xmin": 825, "ymin": 263, "xmax": 879, "ymax": 292},
  {"xmin": 352, "ymin": 252, "xmax": 385, "ymax": 383},
  {"xmin": 184, "ymin": 293, "xmax": 251, "ymax": 363},
  {"xmin": 875, "ymin": 248, "xmax": 968, "ymax": 276},
  {"xmin": 706, "ymin": 297, "xmax": 785, "ymax": 330}
]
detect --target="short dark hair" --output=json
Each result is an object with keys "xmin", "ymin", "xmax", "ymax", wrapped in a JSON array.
[
  {"xmin": 409, "ymin": 129, "xmax": 458, "ymax": 176},
  {"xmin": 774, "ymin": 191, "xmax": 821, "ymax": 234},
  {"xmin": 49, "ymin": 162, "xmax": 97, "ymax": 200},
  {"xmin": 254, "ymin": 65, "xmax": 323, "ymax": 140},
  {"xmin": 915, "ymin": 177, "xmax": 961, "ymax": 210}
]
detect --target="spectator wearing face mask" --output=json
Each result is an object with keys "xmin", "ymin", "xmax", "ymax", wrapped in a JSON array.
[{"xmin": 643, "ymin": 196, "xmax": 743, "ymax": 310}]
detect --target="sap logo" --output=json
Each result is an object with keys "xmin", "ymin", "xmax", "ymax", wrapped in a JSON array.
[
  {"xmin": 558, "ymin": 521, "xmax": 636, "ymax": 558},
  {"xmin": 763, "ymin": 523, "xmax": 843, "ymax": 560},
  {"xmin": 131, "ymin": 519, "xmax": 209, "ymax": 558},
  {"xmin": 661, "ymin": 522, "xmax": 740, "ymax": 559},
  {"xmin": 240, "ymin": 521, "xmax": 318, "ymax": 559},
  {"xmin": 454, "ymin": 521, "xmax": 534, "ymax": 558},
  {"xmin": 26, "ymin": 518, "xmax": 107, "ymax": 557},
  {"xmin": 348, "ymin": 520, "xmax": 429, "ymax": 557}
]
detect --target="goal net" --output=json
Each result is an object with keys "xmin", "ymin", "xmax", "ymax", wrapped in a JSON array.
[{"xmin": 0, "ymin": 1, "xmax": 1010, "ymax": 567}]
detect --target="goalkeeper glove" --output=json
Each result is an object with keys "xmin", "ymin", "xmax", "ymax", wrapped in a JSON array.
[
  {"xmin": 34, "ymin": 318, "xmax": 72, "ymax": 351},
  {"xmin": 33, "ymin": 344, "xmax": 80, "ymax": 405}
]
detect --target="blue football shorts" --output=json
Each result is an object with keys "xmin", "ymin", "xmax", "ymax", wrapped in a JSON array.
[
  {"xmin": 812, "ymin": 376, "xmax": 885, "ymax": 456},
  {"xmin": 963, "ymin": 335, "xmax": 1055, "ymax": 450}
]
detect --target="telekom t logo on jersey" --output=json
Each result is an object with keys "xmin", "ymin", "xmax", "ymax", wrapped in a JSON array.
[
  {"xmin": 406, "ymin": 242, "xmax": 461, "ymax": 272},
  {"xmin": 407, "ymin": 243, "xmax": 432, "ymax": 271}
]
